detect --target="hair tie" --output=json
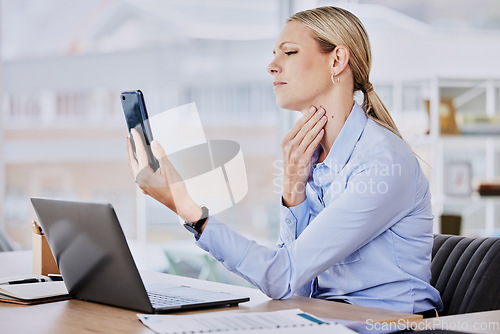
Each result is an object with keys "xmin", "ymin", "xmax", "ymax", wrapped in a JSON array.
[{"xmin": 362, "ymin": 82, "xmax": 373, "ymax": 93}]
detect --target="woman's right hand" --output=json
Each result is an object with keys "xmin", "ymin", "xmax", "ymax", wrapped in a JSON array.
[
  {"xmin": 126, "ymin": 129, "xmax": 203, "ymax": 224},
  {"xmin": 281, "ymin": 106, "xmax": 327, "ymax": 207}
]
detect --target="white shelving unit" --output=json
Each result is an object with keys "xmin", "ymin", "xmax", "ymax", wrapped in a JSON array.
[{"xmin": 426, "ymin": 78, "xmax": 500, "ymax": 237}]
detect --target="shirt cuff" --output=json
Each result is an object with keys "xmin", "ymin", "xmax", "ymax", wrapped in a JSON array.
[
  {"xmin": 280, "ymin": 197, "xmax": 309, "ymax": 226},
  {"xmin": 279, "ymin": 198, "xmax": 310, "ymax": 243}
]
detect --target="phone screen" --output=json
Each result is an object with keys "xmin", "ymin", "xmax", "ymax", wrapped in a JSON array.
[{"xmin": 121, "ymin": 90, "xmax": 160, "ymax": 171}]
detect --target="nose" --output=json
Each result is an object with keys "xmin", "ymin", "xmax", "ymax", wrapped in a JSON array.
[{"xmin": 267, "ymin": 60, "xmax": 280, "ymax": 76}]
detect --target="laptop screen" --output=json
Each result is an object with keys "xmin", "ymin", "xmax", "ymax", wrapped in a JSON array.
[{"xmin": 31, "ymin": 198, "xmax": 154, "ymax": 312}]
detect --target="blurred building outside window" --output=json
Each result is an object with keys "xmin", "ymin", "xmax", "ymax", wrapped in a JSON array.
[{"xmin": 2, "ymin": 0, "xmax": 500, "ymax": 281}]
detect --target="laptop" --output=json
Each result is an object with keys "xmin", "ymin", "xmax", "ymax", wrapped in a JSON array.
[{"xmin": 30, "ymin": 197, "xmax": 249, "ymax": 313}]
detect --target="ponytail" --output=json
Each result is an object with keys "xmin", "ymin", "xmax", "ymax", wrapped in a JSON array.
[{"xmin": 362, "ymin": 84, "xmax": 403, "ymax": 140}]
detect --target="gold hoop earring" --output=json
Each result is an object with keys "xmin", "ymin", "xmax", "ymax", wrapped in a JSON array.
[{"xmin": 331, "ymin": 73, "xmax": 340, "ymax": 85}]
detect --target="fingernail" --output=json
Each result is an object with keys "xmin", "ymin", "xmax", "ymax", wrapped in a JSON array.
[
  {"xmin": 309, "ymin": 106, "xmax": 316, "ymax": 114},
  {"xmin": 318, "ymin": 108, "xmax": 325, "ymax": 116},
  {"xmin": 321, "ymin": 116, "xmax": 327, "ymax": 122}
]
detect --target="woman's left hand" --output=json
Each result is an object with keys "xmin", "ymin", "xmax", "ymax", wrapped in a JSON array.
[{"xmin": 126, "ymin": 129, "xmax": 202, "ymax": 223}]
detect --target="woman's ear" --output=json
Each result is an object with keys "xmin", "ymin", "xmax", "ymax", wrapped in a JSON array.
[{"xmin": 330, "ymin": 45, "xmax": 350, "ymax": 75}]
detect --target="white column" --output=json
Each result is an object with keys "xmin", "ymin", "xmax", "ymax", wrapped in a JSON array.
[
  {"xmin": 430, "ymin": 77, "xmax": 443, "ymax": 233},
  {"xmin": 486, "ymin": 79, "xmax": 496, "ymax": 118},
  {"xmin": 0, "ymin": 0, "xmax": 5, "ymax": 234}
]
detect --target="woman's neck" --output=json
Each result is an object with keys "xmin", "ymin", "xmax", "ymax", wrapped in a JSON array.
[{"xmin": 315, "ymin": 91, "xmax": 355, "ymax": 163}]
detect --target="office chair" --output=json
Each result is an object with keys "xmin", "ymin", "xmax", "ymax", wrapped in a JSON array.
[{"xmin": 431, "ymin": 234, "xmax": 500, "ymax": 316}]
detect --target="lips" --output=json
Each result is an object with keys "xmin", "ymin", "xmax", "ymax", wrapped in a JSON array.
[{"xmin": 273, "ymin": 81, "xmax": 286, "ymax": 89}]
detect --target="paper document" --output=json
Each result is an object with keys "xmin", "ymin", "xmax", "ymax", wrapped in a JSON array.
[{"xmin": 137, "ymin": 308, "xmax": 356, "ymax": 334}]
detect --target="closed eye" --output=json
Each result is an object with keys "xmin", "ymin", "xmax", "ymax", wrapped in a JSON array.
[{"xmin": 285, "ymin": 51, "xmax": 297, "ymax": 55}]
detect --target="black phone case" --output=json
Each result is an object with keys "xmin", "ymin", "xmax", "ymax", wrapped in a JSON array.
[{"xmin": 121, "ymin": 90, "xmax": 160, "ymax": 171}]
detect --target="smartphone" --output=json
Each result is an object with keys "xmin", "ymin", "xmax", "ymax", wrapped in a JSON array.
[{"xmin": 121, "ymin": 90, "xmax": 160, "ymax": 171}]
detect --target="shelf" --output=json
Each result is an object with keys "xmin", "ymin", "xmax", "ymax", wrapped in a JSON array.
[
  {"xmin": 424, "ymin": 77, "xmax": 500, "ymax": 236},
  {"xmin": 440, "ymin": 135, "xmax": 500, "ymax": 150},
  {"xmin": 444, "ymin": 193, "xmax": 500, "ymax": 205}
]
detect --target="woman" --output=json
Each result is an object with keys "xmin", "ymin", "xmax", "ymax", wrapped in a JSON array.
[{"xmin": 127, "ymin": 6, "xmax": 443, "ymax": 316}]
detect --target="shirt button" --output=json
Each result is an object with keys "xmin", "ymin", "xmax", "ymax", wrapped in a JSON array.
[{"xmin": 285, "ymin": 218, "xmax": 293, "ymax": 224}]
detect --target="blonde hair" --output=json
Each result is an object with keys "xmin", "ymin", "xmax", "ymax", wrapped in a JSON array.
[{"xmin": 288, "ymin": 6, "xmax": 403, "ymax": 139}]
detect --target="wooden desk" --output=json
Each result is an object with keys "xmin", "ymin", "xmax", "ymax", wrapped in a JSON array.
[
  {"xmin": 0, "ymin": 250, "xmax": 421, "ymax": 333},
  {"xmin": 417, "ymin": 310, "xmax": 500, "ymax": 334}
]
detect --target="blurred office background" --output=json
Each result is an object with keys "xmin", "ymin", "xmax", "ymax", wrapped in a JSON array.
[{"xmin": 2, "ymin": 0, "xmax": 500, "ymax": 283}]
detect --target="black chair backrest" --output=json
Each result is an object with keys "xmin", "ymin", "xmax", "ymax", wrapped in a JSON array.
[{"xmin": 431, "ymin": 234, "xmax": 500, "ymax": 315}]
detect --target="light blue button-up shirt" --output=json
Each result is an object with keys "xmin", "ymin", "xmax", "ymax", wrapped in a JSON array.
[{"xmin": 196, "ymin": 102, "xmax": 443, "ymax": 314}]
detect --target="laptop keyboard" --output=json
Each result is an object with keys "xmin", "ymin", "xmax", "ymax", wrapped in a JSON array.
[{"xmin": 148, "ymin": 291, "xmax": 203, "ymax": 308}]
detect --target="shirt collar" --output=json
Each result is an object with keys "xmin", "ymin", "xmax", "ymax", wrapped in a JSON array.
[{"xmin": 313, "ymin": 102, "xmax": 368, "ymax": 174}]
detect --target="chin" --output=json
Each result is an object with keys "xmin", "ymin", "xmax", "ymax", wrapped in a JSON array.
[{"xmin": 275, "ymin": 96, "xmax": 302, "ymax": 112}]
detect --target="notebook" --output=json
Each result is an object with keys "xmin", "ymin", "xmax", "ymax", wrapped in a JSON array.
[
  {"xmin": 30, "ymin": 197, "xmax": 249, "ymax": 313},
  {"xmin": 0, "ymin": 280, "xmax": 70, "ymax": 305}
]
